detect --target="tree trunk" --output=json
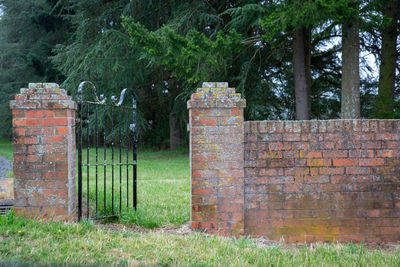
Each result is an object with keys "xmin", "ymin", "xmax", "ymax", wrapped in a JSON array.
[
  {"xmin": 341, "ymin": 16, "xmax": 360, "ymax": 119},
  {"xmin": 376, "ymin": 0, "xmax": 399, "ymax": 118},
  {"xmin": 293, "ymin": 27, "xmax": 312, "ymax": 120},
  {"xmin": 169, "ymin": 112, "xmax": 181, "ymax": 150},
  {"xmin": 166, "ymin": 78, "xmax": 181, "ymax": 150}
]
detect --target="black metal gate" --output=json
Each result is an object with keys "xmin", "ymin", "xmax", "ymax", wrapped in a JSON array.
[{"xmin": 76, "ymin": 81, "xmax": 137, "ymax": 221}]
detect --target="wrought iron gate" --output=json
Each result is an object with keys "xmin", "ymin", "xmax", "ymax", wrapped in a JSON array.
[{"xmin": 76, "ymin": 81, "xmax": 137, "ymax": 221}]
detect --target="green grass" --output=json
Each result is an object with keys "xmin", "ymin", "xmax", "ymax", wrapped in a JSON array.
[
  {"xmin": 0, "ymin": 213, "xmax": 399, "ymax": 266},
  {"xmin": 0, "ymin": 139, "xmax": 400, "ymax": 265},
  {"xmin": 130, "ymin": 148, "xmax": 190, "ymax": 227},
  {"xmin": 0, "ymin": 138, "xmax": 13, "ymax": 161},
  {"xmin": 80, "ymin": 147, "xmax": 190, "ymax": 228}
]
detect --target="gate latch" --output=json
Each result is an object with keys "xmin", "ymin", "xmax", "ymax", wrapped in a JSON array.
[{"xmin": 129, "ymin": 123, "xmax": 136, "ymax": 132}]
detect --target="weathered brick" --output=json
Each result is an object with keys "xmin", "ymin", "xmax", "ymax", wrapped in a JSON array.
[
  {"xmin": 332, "ymin": 158, "xmax": 357, "ymax": 166},
  {"xmin": 301, "ymin": 151, "xmax": 322, "ymax": 158},
  {"xmin": 42, "ymin": 135, "xmax": 64, "ymax": 144},
  {"xmin": 26, "ymin": 110, "xmax": 54, "ymax": 118},
  {"xmin": 349, "ymin": 149, "xmax": 374, "ymax": 158},
  {"xmin": 307, "ymin": 159, "xmax": 331, "ymax": 167},
  {"xmin": 10, "ymin": 83, "xmax": 76, "ymax": 222},
  {"xmin": 359, "ymin": 158, "xmax": 384, "ymax": 166},
  {"xmin": 376, "ymin": 150, "xmax": 397, "ymax": 158},
  {"xmin": 323, "ymin": 151, "xmax": 348, "ymax": 158},
  {"xmin": 55, "ymin": 127, "xmax": 69, "ymax": 135},
  {"xmin": 190, "ymin": 87, "xmax": 400, "ymax": 243}
]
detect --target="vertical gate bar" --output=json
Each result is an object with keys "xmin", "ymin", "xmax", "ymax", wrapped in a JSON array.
[
  {"xmin": 133, "ymin": 97, "xmax": 137, "ymax": 210},
  {"xmin": 95, "ymin": 105, "xmax": 99, "ymax": 216},
  {"xmin": 126, "ymin": 109, "xmax": 129, "ymax": 208},
  {"xmin": 77, "ymin": 90, "xmax": 83, "ymax": 221},
  {"xmin": 103, "ymin": 105, "xmax": 107, "ymax": 216},
  {"xmin": 111, "ymin": 106, "xmax": 115, "ymax": 215},
  {"xmin": 86, "ymin": 103, "xmax": 90, "ymax": 219},
  {"xmin": 119, "ymin": 109, "xmax": 122, "ymax": 213}
]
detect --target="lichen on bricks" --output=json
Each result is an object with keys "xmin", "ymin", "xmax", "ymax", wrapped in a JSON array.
[
  {"xmin": 188, "ymin": 82, "xmax": 246, "ymax": 237},
  {"xmin": 10, "ymin": 83, "xmax": 77, "ymax": 221}
]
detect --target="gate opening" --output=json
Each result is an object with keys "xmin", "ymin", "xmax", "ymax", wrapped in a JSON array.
[{"xmin": 76, "ymin": 81, "xmax": 137, "ymax": 221}]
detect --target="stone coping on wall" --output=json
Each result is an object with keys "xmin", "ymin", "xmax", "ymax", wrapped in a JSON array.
[
  {"xmin": 10, "ymin": 83, "xmax": 76, "ymax": 110},
  {"xmin": 244, "ymin": 119, "xmax": 400, "ymax": 133}
]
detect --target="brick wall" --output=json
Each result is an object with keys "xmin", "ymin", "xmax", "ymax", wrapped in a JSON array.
[
  {"xmin": 188, "ymin": 82, "xmax": 246, "ymax": 236},
  {"xmin": 244, "ymin": 120, "xmax": 400, "ymax": 243},
  {"xmin": 10, "ymin": 83, "xmax": 76, "ymax": 221},
  {"xmin": 189, "ymin": 82, "xmax": 400, "ymax": 243}
]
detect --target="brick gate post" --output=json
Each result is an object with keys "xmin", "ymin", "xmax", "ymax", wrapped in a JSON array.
[
  {"xmin": 10, "ymin": 83, "xmax": 76, "ymax": 221},
  {"xmin": 188, "ymin": 82, "xmax": 246, "ymax": 236}
]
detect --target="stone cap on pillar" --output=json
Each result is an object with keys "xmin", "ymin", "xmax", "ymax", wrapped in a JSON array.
[
  {"xmin": 10, "ymin": 83, "xmax": 76, "ymax": 110},
  {"xmin": 187, "ymin": 82, "xmax": 246, "ymax": 109}
]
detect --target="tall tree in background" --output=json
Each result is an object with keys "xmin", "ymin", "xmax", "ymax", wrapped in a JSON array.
[
  {"xmin": 0, "ymin": 0, "xmax": 71, "ymax": 138},
  {"xmin": 293, "ymin": 27, "xmax": 312, "ymax": 120},
  {"xmin": 53, "ymin": 0, "xmax": 176, "ymax": 148},
  {"xmin": 262, "ymin": 0, "xmax": 332, "ymax": 120},
  {"xmin": 376, "ymin": 0, "xmax": 399, "ymax": 118},
  {"xmin": 53, "ymin": 0, "xmax": 239, "ymax": 149},
  {"xmin": 341, "ymin": 0, "xmax": 360, "ymax": 119},
  {"xmin": 1, "ymin": 0, "xmax": 398, "ymax": 144}
]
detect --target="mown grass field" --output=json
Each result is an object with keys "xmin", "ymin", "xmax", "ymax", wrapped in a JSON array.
[{"xmin": 1, "ymin": 139, "xmax": 400, "ymax": 266}]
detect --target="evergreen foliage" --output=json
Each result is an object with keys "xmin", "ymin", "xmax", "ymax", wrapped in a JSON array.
[
  {"xmin": 0, "ymin": 0, "xmax": 70, "ymax": 138},
  {"xmin": 0, "ymin": 0, "xmax": 398, "ymax": 146}
]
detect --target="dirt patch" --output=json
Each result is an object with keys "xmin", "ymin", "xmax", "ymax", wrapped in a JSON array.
[
  {"xmin": 153, "ymin": 224, "xmax": 193, "ymax": 235},
  {"xmin": 0, "ymin": 179, "xmax": 13, "ymax": 200},
  {"xmin": 96, "ymin": 223, "xmax": 194, "ymax": 236}
]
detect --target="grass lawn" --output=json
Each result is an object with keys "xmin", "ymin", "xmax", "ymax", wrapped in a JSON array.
[
  {"xmin": 0, "ymin": 139, "xmax": 400, "ymax": 266},
  {"xmin": 79, "ymin": 147, "xmax": 190, "ymax": 228},
  {"xmin": 120, "ymin": 148, "xmax": 190, "ymax": 227},
  {"xmin": 0, "ymin": 139, "xmax": 13, "ymax": 161},
  {"xmin": 1, "ymin": 213, "xmax": 400, "ymax": 266}
]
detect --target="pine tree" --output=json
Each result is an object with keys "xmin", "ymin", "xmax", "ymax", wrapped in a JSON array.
[
  {"xmin": 341, "ymin": 0, "xmax": 361, "ymax": 119},
  {"xmin": 0, "ymin": 0, "xmax": 71, "ymax": 138},
  {"xmin": 376, "ymin": 0, "xmax": 399, "ymax": 118}
]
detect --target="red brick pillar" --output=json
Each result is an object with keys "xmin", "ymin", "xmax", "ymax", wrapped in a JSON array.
[
  {"xmin": 188, "ymin": 82, "xmax": 246, "ymax": 236},
  {"xmin": 10, "ymin": 83, "xmax": 76, "ymax": 221}
]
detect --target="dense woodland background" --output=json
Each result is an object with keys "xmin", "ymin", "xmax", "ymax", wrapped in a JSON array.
[{"xmin": 0, "ymin": 0, "xmax": 398, "ymax": 149}]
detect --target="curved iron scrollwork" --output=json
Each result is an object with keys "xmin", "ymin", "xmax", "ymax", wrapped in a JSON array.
[
  {"xmin": 78, "ymin": 81, "xmax": 136, "ymax": 109},
  {"xmin": 76, "ymin": 81, "xmax": 137, "ymax": 222},
  {"xmin": 78, "ymin": 81, "xmax": 105, "ymax": 104}
]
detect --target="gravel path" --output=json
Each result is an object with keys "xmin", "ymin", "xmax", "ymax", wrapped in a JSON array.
[{"xmin": 0, "ymin": 156, "xmax": 12, "ymax": 179}]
